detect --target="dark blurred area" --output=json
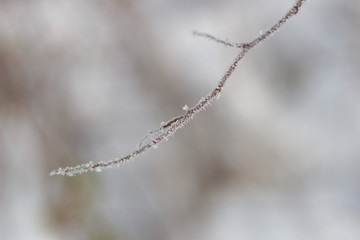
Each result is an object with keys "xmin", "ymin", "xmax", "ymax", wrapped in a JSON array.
[{"xmin": 1, "ymin": 0, "xmax": 360, "ymax": 239}]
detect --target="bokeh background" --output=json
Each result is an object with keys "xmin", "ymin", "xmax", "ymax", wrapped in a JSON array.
[{"xmin": 1, "ymin": 0, "xmax": 360, "ymax": 239}]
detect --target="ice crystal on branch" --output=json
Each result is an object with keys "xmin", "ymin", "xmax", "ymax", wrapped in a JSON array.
[
  {"xmin": 50, "ymin": 0, "xmax": 308, "ymax": 177},
  {"xmin": 182, "ymin": 104, "xmax": 189, "ymax": 111}
]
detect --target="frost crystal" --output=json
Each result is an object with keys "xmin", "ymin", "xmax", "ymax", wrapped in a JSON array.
[
  {"xmin": 182, "ymin": 104, "xmax": 189, "ymax": 111},
  {"xmin": 216, "ymin": 92, "xmax": 221, "ymax": 100}
]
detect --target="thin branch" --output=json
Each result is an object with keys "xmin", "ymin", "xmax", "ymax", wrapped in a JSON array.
[
  {"xmin": 50, "ymin": 0, "xmax": 307, "ymax": 177},
  {"xmin": 193, "ymin": 31, "xmax": 245, "ymax": 48}
]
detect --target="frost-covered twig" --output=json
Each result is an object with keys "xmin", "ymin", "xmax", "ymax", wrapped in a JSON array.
[
  {"xmin": 50, "ymin": 0, "xmax": 307, "ymax": 177},
  {"xmin": 193, "ymin": 31, "xmax": 245, "ymax": 48}
]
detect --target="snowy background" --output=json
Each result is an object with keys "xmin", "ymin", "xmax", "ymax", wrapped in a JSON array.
[{"xmin": 1, "ymin": 0, "xmax": 360, "ymax": 239}]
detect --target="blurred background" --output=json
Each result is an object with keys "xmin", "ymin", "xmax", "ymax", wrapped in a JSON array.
[{"xmin": 1, "ymin": 0, "xmax": 360, "ymax": 239}]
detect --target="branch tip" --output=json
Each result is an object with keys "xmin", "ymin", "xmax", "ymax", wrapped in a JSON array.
[{"xmin": 193, "ymin": 30, "xmax": 244, "ymax": 48}]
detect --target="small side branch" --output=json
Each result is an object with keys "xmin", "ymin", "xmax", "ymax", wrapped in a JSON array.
[
  {"xmin": 50, "ymin": 0, "xmax": 307, "ymax": 177},
  {"xmin": 193, "ymin": 31, "xmax": 245, "ymax": 48}
]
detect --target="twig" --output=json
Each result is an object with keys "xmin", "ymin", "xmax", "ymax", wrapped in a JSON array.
[
  {"xmin": 193, "ymin": 31, "xmax": 245, "ymax": 48},
  {"xmin": 50, "ymin": 0, "xmax": 307, "ymax": 177}
]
